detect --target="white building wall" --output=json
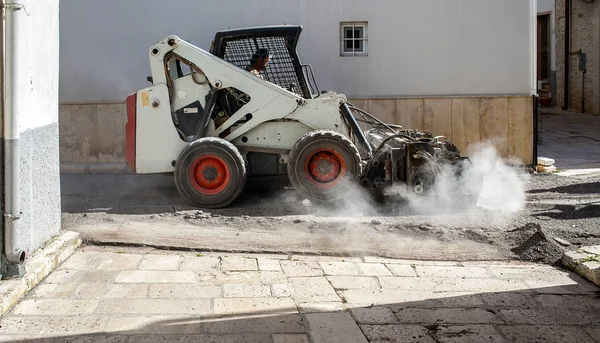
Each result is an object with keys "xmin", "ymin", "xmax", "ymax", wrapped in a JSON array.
[
  {"xmin": 2, "ymin": 0, "xmax": 61, "ymax": 260},
  {"xmin": 59, "ymin": 0, "xmax": 536, "ymax": 103}
]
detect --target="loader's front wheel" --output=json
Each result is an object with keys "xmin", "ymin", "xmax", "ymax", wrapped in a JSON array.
[
  {"xmin": 288, "ymin": 130, "xmax": 361, "ymax": 202},
  {"xmin": 174, "ymin": 137, "xmax": 246, "ymax": 209}
]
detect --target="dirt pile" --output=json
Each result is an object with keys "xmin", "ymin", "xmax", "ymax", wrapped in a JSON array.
[{"xmin": 509, "ymin": 222, "xmax": 566, "ymax": 265}]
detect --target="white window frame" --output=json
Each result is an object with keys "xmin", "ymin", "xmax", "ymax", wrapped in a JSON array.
[{"xmin": 340, "ymin": 22, "xmax": 368, "ymax": 57}]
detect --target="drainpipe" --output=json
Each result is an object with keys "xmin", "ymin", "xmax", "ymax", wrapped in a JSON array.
[
  {"xmin": 2, "ymin": 1, "xmax": 26, "ymax": 266},
  {"xmin": 531, "ymin": 0, "xmax": 538, "ymax": 169},
  {"xmin": 563, "ymin": 0, "xmax": 571, "ymax": 109}
]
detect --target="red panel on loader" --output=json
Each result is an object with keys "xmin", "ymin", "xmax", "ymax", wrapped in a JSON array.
[{"xmin": 125, "ymin": 93, "xmax": 137, "ymax": 171}]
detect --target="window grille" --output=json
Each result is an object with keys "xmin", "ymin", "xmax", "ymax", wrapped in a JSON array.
[{"xmin": 340, "ymin": 22, "xmax": 368, "ymax": 56}]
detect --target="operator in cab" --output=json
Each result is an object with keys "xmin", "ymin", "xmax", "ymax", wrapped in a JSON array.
[{"xmin": 245, "ymin": 48, "xmax": 271, "ymax": 78}]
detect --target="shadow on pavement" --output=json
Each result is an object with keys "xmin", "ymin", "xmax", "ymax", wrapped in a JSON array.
[
  {"xmin": 528, "ymin": 181, "xmax": 600, "ymax": 195},
  {"xmin": 532, "ymin": 203, "xmax": 600, "ymax": 220},
  {"xmin": 2, "ymin": 281, "xmax": 599, "ymax": 342}
]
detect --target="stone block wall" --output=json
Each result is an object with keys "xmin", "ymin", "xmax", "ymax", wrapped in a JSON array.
[
  {"xmin": 59, "ymin": 104, "xmax": 127, "ymax": 173},
  {"xmin": 349, "ymin": 97, "xmax": 534, "ymax": 165},
  {"xmin": 58, "ymin": 95, "xmax": 534, "ymax": 174},
  {"xmin": 555, "ymin": 0, "xmax": 600, "ymax": 114}
]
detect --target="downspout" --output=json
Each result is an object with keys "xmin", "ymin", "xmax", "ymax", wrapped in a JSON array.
[
  {"xmin": 531, "ymin": 0, "xmax": 539, "ymax": 169},
  {"xmin": 2, "ymin": 1, "xmax": 26, "ymax": 265},
  {"xmin": 563, "ymin": 0, "xmax": 571, "ymax": 109}
]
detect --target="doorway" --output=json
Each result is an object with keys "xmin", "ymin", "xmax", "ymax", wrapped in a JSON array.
[{"xmin": 537, "ymin": 13, "xmax": 552, "ymax": 107}]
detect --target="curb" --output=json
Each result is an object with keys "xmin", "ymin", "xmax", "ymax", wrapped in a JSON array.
[
  {"xmin": 562, "ymin": 246, "xmax": 600, "ymax": 287},
  {"xmin": 0, "ymin": 231, "xmax": 81, "ymax": 317}
]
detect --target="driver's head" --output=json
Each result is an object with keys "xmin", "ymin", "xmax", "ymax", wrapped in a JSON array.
[{"xmin": 251, "ymin": 48, "xmax": 271, "ymax": 70}]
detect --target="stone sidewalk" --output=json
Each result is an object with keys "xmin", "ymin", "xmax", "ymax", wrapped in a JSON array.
[
  {"xmin": 1, "ymin": 245, "xmax": 599, "ymax": 343},
  {"xmin": 538, "ymin": 108, "xmax": 600, "ymax": 172}
]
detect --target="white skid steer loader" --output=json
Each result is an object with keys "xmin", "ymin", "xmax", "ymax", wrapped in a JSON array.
[{"xmin": 126, "ymin": 26, "xmax": 481, "ymax": 209}]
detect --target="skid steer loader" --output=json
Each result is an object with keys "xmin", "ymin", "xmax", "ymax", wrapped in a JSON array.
[{"xmin": 126, "ymin": 25, "xmax": 481, "ymax": 209}]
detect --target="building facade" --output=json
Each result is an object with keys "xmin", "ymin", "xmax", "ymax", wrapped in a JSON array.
[
  {"xmin": 555, "ymin": 0, "xmax": 600, "ymax": 114},
  {"xmin": 58, "ymin": 0, "xmax": 537, "ymax": 169},
  {"xmin": 1, "ymin": 0, "xmax": 61, "ymax": 277}
]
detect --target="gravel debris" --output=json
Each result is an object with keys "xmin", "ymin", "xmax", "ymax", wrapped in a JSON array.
[{"xmin": 60, "ymin": 171, "xmax": 600, "ymax": 265}]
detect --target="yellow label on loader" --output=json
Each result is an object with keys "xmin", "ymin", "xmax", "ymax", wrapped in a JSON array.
[{"xmin": 141, "ymin": 92, "xmax": 150, "ymax": 107}]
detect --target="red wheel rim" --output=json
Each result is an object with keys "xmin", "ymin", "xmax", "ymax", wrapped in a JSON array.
[
  {"xmin": 189, "ymin": 155, "xmax": 230, "ymax": 195},
  {"xmin": 303, "ymin": 148, "xmax": 347, "ymax": 189}
]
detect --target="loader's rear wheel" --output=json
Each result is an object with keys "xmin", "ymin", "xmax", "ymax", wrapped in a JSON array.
[
  {"xmin": 288, "ymin": 130, "xmax": 361, "ymax": 202},
  {"xmin": 174, "ymin": 137, "xmax": 246, "ymax": 209}
]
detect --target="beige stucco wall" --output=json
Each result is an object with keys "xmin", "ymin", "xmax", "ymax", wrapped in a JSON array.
[
  {"xmin": 59, "ymin": 96, "xmax": 534, "ymax": 172},
  {"xmin": 555, "ymin": 0, "xmax": 600, "ymax": 114}
]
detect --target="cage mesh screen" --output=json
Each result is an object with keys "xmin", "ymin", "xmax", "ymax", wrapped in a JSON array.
[{"xmin": 221, "ymin": 35, "xmax": 307, "ymax": 97}]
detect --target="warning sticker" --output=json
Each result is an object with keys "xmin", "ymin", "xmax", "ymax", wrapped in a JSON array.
[
  {"xmin": 184, "ymin": 107, "xmax": 199, "ymax": 114},
  {"xmin": 141, "ymin": 92, "xmax": 150, "ymax": 107}
]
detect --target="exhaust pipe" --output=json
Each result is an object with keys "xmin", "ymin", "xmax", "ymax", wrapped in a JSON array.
[{"xmin": 2, "ymin": 1, "xmax": 26, "ymax": 267}]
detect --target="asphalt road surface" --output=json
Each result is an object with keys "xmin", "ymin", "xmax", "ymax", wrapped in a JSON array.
[{"xmin": 60, "ymin": 162, "xmax": 600, "ymax": 265}]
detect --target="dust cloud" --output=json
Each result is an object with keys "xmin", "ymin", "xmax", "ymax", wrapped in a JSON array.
[
  {"xmin": 311, "ymin": 141, "xmax": 530, "ymax": 217},
  {"xmin": 270, "ymin": 141, "xmax": 529, "ymax": 220},
  {"xmin": 231, "ymin": 141, "xmax": 529, "ymax": 258},
  {"xmin": 296, "ymin": 141, "xmax": 530, "ymax": 258},
  {"xmin": 467, "ymin": 142, "xmax": 529, "ymax": 213},
  {"xmin": 393, "ymin": 141, "xmax": 529, "ymax": 217}
]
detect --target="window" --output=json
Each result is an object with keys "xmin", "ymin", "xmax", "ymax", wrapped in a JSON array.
[{"xmin": 340, "ymin": 22, "xmax": 368, "ymax": 56}]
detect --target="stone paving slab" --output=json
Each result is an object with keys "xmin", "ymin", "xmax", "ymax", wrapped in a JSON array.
[
  {"xmin": 0, "ymin": 231, "xmax": 81, "ymax": 317},
  {"xmin": 587, "ymin": 328, "xmax": 600, "ymax": 342},
  {"xmin": 147, "ymin": 284, "xmax": 221, "ymax": 299},
  {"xmin": 350, "ymin": 306, "xmax": 399, "ymax": 324},
  {"xmin": 327, "ymin": 276, "xmax": 379, "ymax": 290},
  {"xmin": 563, "ymin": 247, "xmax": 600, "ymax": 287},
  {"xmin": 305, "ymin": 312, "xmax": 369, "ymax": 343},
  {"xmin": 220, "ymin": 256, "xmax": 259, "ymax": 272},
  {"xmin": 584, "ymin": 246, "xmax": 600, "ymax": 255},
  {"xmin": 97, "ymin": 253, "xmax": 142, "ymax": 270},
  {"xmin": 320, "ymin": 262, "xmax": 360, "ymax": 276},
  {"xmin": 257, "ymin": 258, "xmax": 282, "ymax": 272},
  {"xmin": 355, "ymin": 262, "xmax": 393, "ymax": 276},
  {"xmin": 223, "ymin": 283, "xmax": 271, "ymax": 298},
  {"xmin": 288, "ymin": 277, "xmax": 340, "ymax": 303},
  {"xmin": 213, "ymin": 298, "xmax": 297, "ymax": 316},
  {"xmin": 434, "ymin": 324, "xmax": 507, "ymax": 343},
  {"xmin": 74, "ymin": 283, "xmax": 148, "ymax": 299},
  {"xmin": 0, "ymin": 245, "xmax": 599, "ymax": 343},
  {"xmin": 138, "ymin": 254, "xmax": 181, "ymax": 271},
  {"xmin": 360, "ymin": 324, "xmax": 435, "ymax": 343},
  {"xmin": 500, "ymin": 325, "xmax": 598, "ymax": 343},
  {"xmin": 272, "ymin": 334, "xmax": 310, "ymax": 343},
  {"xmin": 280, "ymin": 260, "xmax": 324, "ymax": 276},
  {"xmin": 104, "ymin": 315, "xmax": 203, "ymax": 335}
]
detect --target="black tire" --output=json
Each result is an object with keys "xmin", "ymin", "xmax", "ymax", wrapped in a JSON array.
[
  {"xmin": 174, "ymin": 137, "xmax": 246, "ymax": 209},
  {"xmin": 287, "ymin": 129, "xmax": 362, "ymax": 202}
]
